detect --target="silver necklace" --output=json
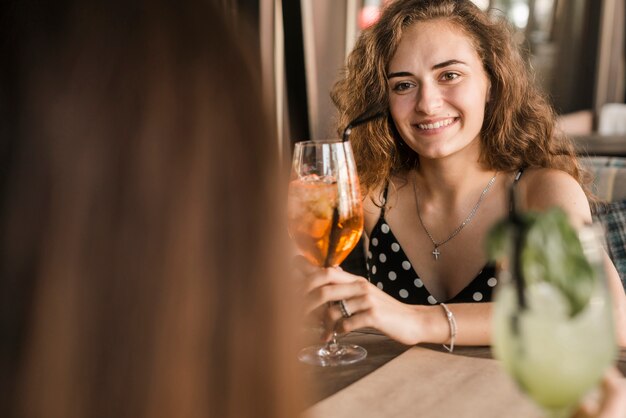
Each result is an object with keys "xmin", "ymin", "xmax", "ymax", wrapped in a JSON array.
[{"xmin": 413, "ymin": 172, "xmax": 497, "ymax": 261}]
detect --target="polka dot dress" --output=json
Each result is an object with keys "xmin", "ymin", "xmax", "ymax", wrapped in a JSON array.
[{"xmin": 366, "ymin": 192, "xmax": 498, "ymax": 305}]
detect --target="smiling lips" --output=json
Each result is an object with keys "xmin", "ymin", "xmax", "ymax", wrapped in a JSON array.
[{"xmin": 416, "ymin": 117, "xmax": 457, "ymax": 130}]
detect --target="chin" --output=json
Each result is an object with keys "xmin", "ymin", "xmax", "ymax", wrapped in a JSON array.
[{"xmin": 414, "ymin": 144, "xmax": 455, "ymax": 160}]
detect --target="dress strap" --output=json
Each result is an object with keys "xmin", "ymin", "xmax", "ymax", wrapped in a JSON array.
[
  {"xmin": 380, "ymin": 182, "xmax": 390, "ymax": 217},
  {"xmin": 509, "ymin": 168, "xmax": 525, "ymax": 213}
]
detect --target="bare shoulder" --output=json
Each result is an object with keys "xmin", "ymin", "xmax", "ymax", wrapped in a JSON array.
[
  {"xmin": 364, "ymin": 184, "xmax": 384, "ymax": 216},
  {"xmin": 519, "ymin": 168, "xmax": 592, "ymax": 226},
  {"xmin": 363, "ymin": 172, "xmax": 411, "ymax": 234}
]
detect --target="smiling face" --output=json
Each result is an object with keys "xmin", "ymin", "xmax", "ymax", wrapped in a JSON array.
[{"xmin": 387, "ymin": 20, "xmax": 491, "ymax": 161}]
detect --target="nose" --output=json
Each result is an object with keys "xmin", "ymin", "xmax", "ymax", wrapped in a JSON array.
[{"xmin": 415, "ymin": 82, "xmax": 442, "ymax": 115}]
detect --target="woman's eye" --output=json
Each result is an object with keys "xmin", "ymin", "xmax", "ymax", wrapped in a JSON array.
[
  {"xmin": 392, "ymin": 81, "xmax": 414, "ymax": 92},
  {"xmin": 441, "ymin": 72, "xmax": 460, "ymax": 81}
]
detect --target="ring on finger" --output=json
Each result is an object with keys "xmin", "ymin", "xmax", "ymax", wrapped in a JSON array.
[{"xmin": 338, "ymin": 299, "xmax": 352, "ymax": 318}]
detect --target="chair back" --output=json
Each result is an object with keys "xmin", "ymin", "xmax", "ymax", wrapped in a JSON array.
[{"xmin": 583, "ymin": 156, "xmax": 626, "ymax": 288}]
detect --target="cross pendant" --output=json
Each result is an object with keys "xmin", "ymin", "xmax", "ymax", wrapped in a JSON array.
[{"xmin": 432, "ymin": 247, "xmax": 440, "ymax": 260}]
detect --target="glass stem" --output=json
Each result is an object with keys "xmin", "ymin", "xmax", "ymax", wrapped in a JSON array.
[
  {"xmin": 322, "ymin": 301, "xmax": 341, "ymax": 354},
  {"xmin": 326, "ymin": 332, "xmax": 340, "ymax": 354}
]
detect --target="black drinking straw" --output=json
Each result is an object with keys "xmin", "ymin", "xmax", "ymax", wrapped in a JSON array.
[
  {"xmin": 342, "ymin": 110, "xmax": 387, "ymax": 142},
  {"xmin": 323, "ymin": 109, "xmax": 387, "ymax": 267},
  {"xmin": 324, "ymin": 207, "xmax": 341, "ymax": 268},
  {"xmin": 509, "ymin": 183, "xmax": 527, "ymax": 335}
]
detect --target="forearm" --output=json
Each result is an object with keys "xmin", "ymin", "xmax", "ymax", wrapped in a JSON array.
[
  {"xmin": 602, "ymin": 254, "xmax": 626, "ymax": 347},
  {"xmin": 413, "ymin": 302, "xmax": 493, "ymax": 346},
  {"xmin": 612, "ymin": 297, "xmax": 626, "ymax": 348}
]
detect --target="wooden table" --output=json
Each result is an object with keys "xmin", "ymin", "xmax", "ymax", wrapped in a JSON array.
[
  {"xmin": 303, "ymin": 330, "xmax": 411, "ymax": 406},
  {"xmin": 303, "ymin": 329, "xmax": 626, "ymax": 416}
]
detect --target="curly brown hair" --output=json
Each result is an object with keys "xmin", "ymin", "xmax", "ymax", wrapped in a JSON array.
[{"xmin": 331, "ymin": 0, "xmax": 588, "ymax": 197}]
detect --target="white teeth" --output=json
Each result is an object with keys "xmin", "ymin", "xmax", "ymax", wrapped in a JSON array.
[{"xmin": 418, "ymin": 118, "xmax": 454, "ymax": 130}]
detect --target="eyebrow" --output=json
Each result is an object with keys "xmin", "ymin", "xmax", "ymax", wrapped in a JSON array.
[{"xmin": 387, "ymin": 59, "xmax": 469, "ymax": 79}]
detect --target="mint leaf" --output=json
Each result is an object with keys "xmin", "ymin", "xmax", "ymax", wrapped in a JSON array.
[{"xmin": 486, "ymin": 208, "xmax": 596, "ymax": 317}]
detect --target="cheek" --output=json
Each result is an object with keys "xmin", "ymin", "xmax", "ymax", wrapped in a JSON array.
[
  {"xmin": 388, "ymin": 95, "xmax": 412, "ymax": 120},
  {"xmin": 388, "ymin": 102, "xmax": 410, "ymax": 140},
  {"xmin": 450, "ymin": 86, "xmax": 488, "ymax": 116}
]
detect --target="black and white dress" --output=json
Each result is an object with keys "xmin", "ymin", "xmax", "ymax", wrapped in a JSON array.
[{"xmin": 366, "ymin": 170, "xmax": 523, "ymax": 305}]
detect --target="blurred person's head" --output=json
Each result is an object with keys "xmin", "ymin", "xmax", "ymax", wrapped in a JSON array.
[
  {"xmin": 332, "ymin": 0, "xmax": 585, "ymax": 196},
  {"xmin": 0, "ymin": 1, "xmax": 302, "ymax": 417}
]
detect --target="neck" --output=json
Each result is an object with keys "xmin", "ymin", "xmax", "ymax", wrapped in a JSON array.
[{"xmin": 415, "ymin": 160, "xmax": 496, "ymax": 204}]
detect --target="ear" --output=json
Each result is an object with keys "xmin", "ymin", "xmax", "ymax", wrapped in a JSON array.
[{"xmin": 485, "ymin": 80, "xmax": 492, "ymax": 103}]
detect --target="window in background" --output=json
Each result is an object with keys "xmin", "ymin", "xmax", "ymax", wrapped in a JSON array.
[
  {"xmin": 358, "ymin": 0, "xmax": 383, "ymax": 30},
  {"xmin": 471, "ymin": 0, "xmax": 491, "ymax": 10},
  {"xmin": 492, "ymin": 0, "xmax": 531, "ymax": 29}
]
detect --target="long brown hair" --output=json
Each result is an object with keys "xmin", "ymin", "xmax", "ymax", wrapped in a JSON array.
[
  {"xmin": 0, "ymin": 2, "xmax": 303, "ymax": 417},
  {"xmin": 332, "ymin": 0, "xmax": 587, "ymax": 196}
]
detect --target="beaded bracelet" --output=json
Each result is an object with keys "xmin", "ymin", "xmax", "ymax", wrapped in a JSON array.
[{"xmin": 440, "ymin": 303, "xmax": 457, "ymax": 353}]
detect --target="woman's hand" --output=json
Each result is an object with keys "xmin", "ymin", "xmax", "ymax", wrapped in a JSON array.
[
  {"xmin": 573, "ymin": 368, "xmax": 626, "ymax": 418},
  {"xmin": 295, "ymin": 257, "xmax": 429, "ymax": 345}
]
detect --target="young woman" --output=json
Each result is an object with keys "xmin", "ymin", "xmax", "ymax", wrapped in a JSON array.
[{"xmin": 302, "ymin": 0, "xmax": 626, "ymax": 347}]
